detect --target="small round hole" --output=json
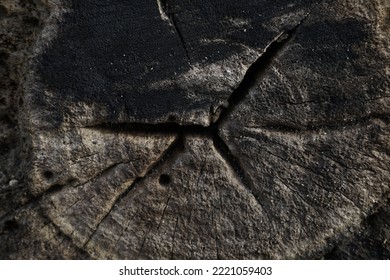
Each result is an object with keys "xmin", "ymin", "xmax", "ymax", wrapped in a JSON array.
[
  {"xmin": 43, "ymin": 170, "xmax": 54, "ymax": 180},
  {"xmin": 159, "ymin": 174, "xmax": 171, "ymax": 185}
]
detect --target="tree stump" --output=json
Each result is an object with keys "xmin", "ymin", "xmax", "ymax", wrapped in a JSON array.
[{"xmin": 0, "ymin": 0, "xmax": 389, "ymax": 259}]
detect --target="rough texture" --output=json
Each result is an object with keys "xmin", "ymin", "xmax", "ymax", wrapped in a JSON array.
[
  {"xmin": 84, "ymin": 136, "xmax": 270, "ymax": 259},
  {"xmin": 1, "ymin": 0, "xmax": 390, "ymax": 259},
  {"xmin": 27, "ymin": 0, "xmax": 318, "ymax": 127},
  {"xmin": 0, "ymin": 0, "xmax": 52, "ymax": 221},
  {"xmin": 219, "ymin": 0, "xmax": 390, "ymax": 258}
]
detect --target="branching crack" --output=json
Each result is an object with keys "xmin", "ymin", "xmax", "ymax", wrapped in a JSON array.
[
  {"xmin": 79, "ymin": 17, "xmax": 318, "ymax": 219},
  {"xmin": 83, "ymin": 135, "xmax": 184, "ymax": 248},
  {"xmin": 36, "ymin": 5, "xmax": 333, "ymax": 253}
]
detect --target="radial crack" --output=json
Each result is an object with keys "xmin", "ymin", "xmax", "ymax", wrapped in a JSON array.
[
  {"xmin": 213, "ymin": 32, "xmax": 291, "ymax": 125},
  {"xmin": 156, "ymin": 193, "xmax": 173, "ymax": 232},
  {"xmin": 214, "ymin": 4, "xmax": 321, "ymax": 126},
  {"xmin": 83, "ymin": 135, "xmax": 184, "ymax": 248},
  {"xmin": 85, "ymin": 121, "xmax": 210, "ymax": 135},
  {"xmin": 157, "ymin": 0, "xmax": 191, "ymax": 63},
  {"xmin": 35, "ymin": 1, "xmax": 333, "ymax": 257},
  {"xmin": 212, "ymin": 133, "xmax": 271, "ymax": 222}
]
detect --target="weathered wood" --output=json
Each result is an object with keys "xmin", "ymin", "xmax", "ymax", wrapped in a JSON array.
[
  {"xmin": 29, "ymin": 0, "xmax": 317, "ymax": 127},
  {"xmin": 0, "ymin": 0, "xmax": 389, "ymax": 259}
]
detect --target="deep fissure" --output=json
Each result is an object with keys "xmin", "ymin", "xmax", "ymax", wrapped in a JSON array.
[
  {"xmin": 214, "ymin": 25, "xmax": 302, "ymax": 126},
  {"xmin": 83, "ymin": 133, "xmax": 185, "ymax": 248},
  {"xmin": 39, "ymin": 18, "xmax": 313, "ymax": 246},
  {"xmin": 78, "ymin": 23, "xmax": 307, "ymax": 216}
]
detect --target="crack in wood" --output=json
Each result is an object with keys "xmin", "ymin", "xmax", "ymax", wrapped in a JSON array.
[
  {"xmin": 213, "ymin": 26, "xmax": 304, "ymax": 127},
  {"xmin": 113, "ymin": 211, "xmax": 138, "ymax": 251},
  {"xmin": 83, "ymin": 135, "xmax": 184, "ymax": 249},
  {"xmin": 156, "ymin": 193, "xmax": 173, "ymax": 232},
  {"xmin": 0, "ymin": 180, "xmax": 68, "ymax": 223},
  {"xmin": 243, "ymin": 113, "xmax": 390, "ymax": 134},
  {"xmin": 212, "ymin": 1, "xmax": 323, "ymax": 126},
  {"xmin": 157, "ymin": 0, "xmax": 191, "ymax": 64},
  {"xmin": 170, "ymin": 12, "xmax": 191, "ymax": 64},
  {"xmin": 236, "ymin": 133, "xmax": 370, "ymax": 216},
  {"xmin": 274, "ymin": 176, "xmax": 323, "ymax": 216},
  {"xmin": 212, "ymin": 132, "xmax": 272, "ymax": 222},
  {"xmin": 79, "ymin": 17, "xmax": 321, "ymax": 218},
  {"xmin": 36, "ymin": 6, "xmax": 333, "ymax": 250}
]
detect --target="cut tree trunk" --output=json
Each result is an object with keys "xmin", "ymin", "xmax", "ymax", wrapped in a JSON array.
[{"xmin": 0, "ymin": 0, "xmax": 389, "ymax": 259}]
